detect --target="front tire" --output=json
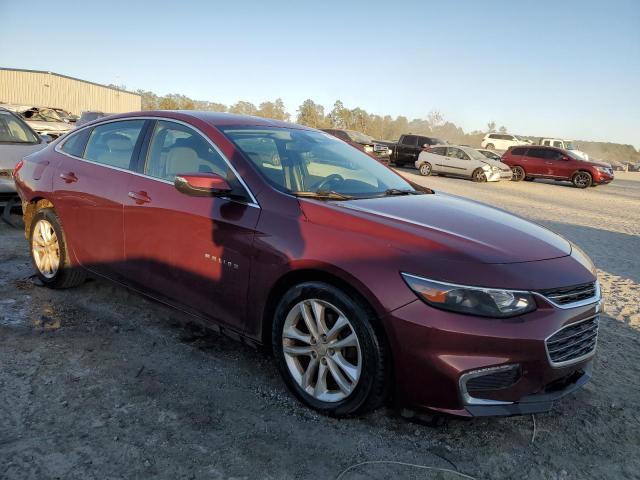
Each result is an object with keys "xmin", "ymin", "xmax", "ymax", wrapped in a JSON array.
[
  {"xmin": 272, "ymin": 282, "xmax": 388, "ymax": 417},
  {"xmin": 472, "ymin": 168, "xmax": 487, "ymax": 182},
  {"xmin": 572, "ymin": 171, "xmax": 592, "ymax": 189},
  {"xmin": 29, "ymin": 208, "xmax": 86, "ymax": 289},
  {"xmin": 511, "ymin": 166, "xmax": 525, "ymax": 181},
  {"xmin": 419, "ymin": 162, "xmax": 432, "ymax": 176}
]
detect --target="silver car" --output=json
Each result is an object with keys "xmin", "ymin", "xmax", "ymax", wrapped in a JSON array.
[
  {"xmin": 1, "ymin": 104, "xmax": 73, "ymax": 139},
  {"xmin": 415, "ymin": 145, "xmax": 513, "ymax": 182},
  {"xmin": 0, "ymin": 108, "xmax": 48, "ymax": 205}
]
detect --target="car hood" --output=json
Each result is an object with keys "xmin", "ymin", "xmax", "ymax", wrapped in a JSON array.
[
  {"xmin": 582, "ymin": 159, "xmax": 611, "ymax": 168},
  {"xmin": 304, "ymin": 193, "xmax": 571, "ymax": 265}
]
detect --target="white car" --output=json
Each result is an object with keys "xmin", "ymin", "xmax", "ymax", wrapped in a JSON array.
[
  {"xmin": 0, "ymin": 108, "xmax": 48, "ymax": 211},
  {"xmin": 481, "ymin": 133, "xmax": 529, "ymax": 151},
  {"xmin": 1, "ymin": 104, "xmax": 73, "ymax": 139},
  {"xmin": 415, "ymin": 145, "xmax": 513, "ymax": 182}
]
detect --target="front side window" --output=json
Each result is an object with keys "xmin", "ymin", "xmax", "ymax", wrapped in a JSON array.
[
  {"xmin": 552, "ymin": 141, "xmax": 563, "ymax": 148},
  {"xmin": 447, "ymin": 147, "xmax": 468, "ymax": 160},
  {"xmin": 221, "ymin": 126, "xmax": 416, "ymax": 198},
  {"xmin": 0, "ymin": 112, "xmax": 39, "ymax": 143},
  {"xmin": 84, "ymin": 120, "xmax": 145, "ymax": 169},
  {"xmin": 144, "ymin": 121, "xmax": 230, "ymax": 181}
]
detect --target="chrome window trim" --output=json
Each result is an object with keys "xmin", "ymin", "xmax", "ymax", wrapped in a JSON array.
[
  {"xmin": 54, "ymin": 116, "xmax": 260, "ymax": 208},
  {"xmin": 458, "ymin": 364, "xmax": 518, "ymax": 406},
  {"xmin": 544, "ymin": 314, "xmax": 599, "ymax": 368}
]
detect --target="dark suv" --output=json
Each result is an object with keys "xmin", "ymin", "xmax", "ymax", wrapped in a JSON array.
[{"xmin": 502, "ymin": 146, "xmax": 614, "ymax": 188}]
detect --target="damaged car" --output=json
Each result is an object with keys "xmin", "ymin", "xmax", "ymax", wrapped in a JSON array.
[{"xmin": 14, "ymin": 111, "xmax": 601, "ymax": 418}]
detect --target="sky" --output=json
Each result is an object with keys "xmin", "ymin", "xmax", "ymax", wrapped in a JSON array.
[{"xmin": 1, "ymin": 0, "xmax": 639, "ymax": 147}]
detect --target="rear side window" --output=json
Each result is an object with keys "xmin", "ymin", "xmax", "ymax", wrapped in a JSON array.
[
  {"xmin": 430, "ymin": 146, "xmax": 447, "ymax": 156},
  {"xmin": 488, "ymin": 134, "xmax": 498, "ymax": 139},
  {"xmin": 402, "ymin": 135, "xmax": 418, "ymax": 146},
  {"xmin": 84, "ymin": 120, "xmax": 146, "ymax": 170},
  {"xmin": 526, "ymin": 148, "xmax": 548, "ymax": 159},
  {"xmin": 60, "ymin": 128, "xmax": 91, "ymax": 157},
  {"xmin": 511, "ymin": 147, "xmax": 526, "ymax": 155}
]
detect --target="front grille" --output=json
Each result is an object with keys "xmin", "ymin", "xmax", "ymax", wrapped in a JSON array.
[
  {"xmin": 538, "ymin": 282, "xmax": 597, "ymax": 306},
  {"xmin": 546, "ymin": 316, "xmax": 598, "ymax": 366},
  {"xmin": 466, "ymin": 366, "xmax": 521, "ymax": 392}
]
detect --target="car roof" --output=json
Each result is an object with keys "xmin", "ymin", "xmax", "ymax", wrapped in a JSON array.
[{"xmin": 107, "ymin": 110, "xmax": 314, "ymax": 130}]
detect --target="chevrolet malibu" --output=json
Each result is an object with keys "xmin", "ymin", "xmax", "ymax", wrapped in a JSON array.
[{"xmin": 14, "ymin": 111, "xmax": 601, "ymax": 418}]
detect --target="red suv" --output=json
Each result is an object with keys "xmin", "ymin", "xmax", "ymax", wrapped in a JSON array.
[
  {"xmin": 502, "ymin": 145, "xmax": 614, "ymax": 188},
  {"xmin": 14, "ymin": 111, "xmax": 601, "ymax": 418}
]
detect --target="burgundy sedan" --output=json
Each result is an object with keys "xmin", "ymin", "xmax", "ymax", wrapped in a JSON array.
[{"xmin": 14, "ymin": 111, "xmax": 601, "ymax": 417}]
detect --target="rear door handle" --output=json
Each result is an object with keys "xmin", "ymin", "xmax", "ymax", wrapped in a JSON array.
[
  {"xmin": 59, "ymin": 172, "xmax": 78, "ymax": 183},
  {"xmin": 128, "ymin": 191, "xmax": 151, "ymax": 204}
]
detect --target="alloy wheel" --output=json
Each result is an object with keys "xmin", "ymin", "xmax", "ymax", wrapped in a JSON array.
[
  {"xmin": 420, "ymin": 163, "xmax": 432, "ymax": 176},
  {"xmin": 32, "ymin": 219, "xmax": 60, "ymax": 279},
  {"xmin": 573, "ymin": 172, "xmax": 591, "ymax": 188},
  {"xmin": 282, "ymin": 299, "xmax": 362, "ymax": 403},
  {"xmin": 512, "ymin": 166, "xmax": 525, "ymax": 181}
]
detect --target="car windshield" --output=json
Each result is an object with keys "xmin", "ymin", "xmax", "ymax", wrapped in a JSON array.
[
  {"xmin": 221, "ymin": 126, "xmax": 416, "ymax": 198},
  {"xmin": 0, "ymin": 112, "xmax": 39, "ymax": 143},
  {"xmin": 346, "ymin": 130, "xmax": 374, "ymax": 144}
]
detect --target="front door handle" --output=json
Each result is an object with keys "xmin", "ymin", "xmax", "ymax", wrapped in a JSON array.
[
  {"xmin": 59, "ymin": 172, "xmax": 78, "ymax": 183},
  {"xmin": 128, "ymin": 191, "xmax": 151, "ymax": 204}
]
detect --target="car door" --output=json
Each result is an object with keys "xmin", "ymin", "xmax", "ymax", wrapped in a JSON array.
[
  {"xmin": 396, "ymin": 135, "xmax": 418, "ymax": 166},
  {"xmin": 52, "ymin": 119, "xmax": 147, "ymax": 277},
  {"xmin": 443, "ymin": 147, "xmax": 470, "ymax": 175},
  {"xmin": 521, "ymin": 148, "xmax": 547, "ymax": 176},
  {"xmin": 424, "ymin": 146, "xmax": 448, "ymax": 173},
  {"xmin": 543, "ymin": 149, "xmax": 573, "ymax": 179},
  {"xmin": 122, "ymin": 119, "xmax": 260, "ymax": 331}
]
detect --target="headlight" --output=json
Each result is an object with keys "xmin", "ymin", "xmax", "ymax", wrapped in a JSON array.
[
  {"xmin": 401, "ymin": 273, "xmax": 537, "ymax": 318},
  {"xmin": 595, "ymin": 167, "xmax": 609, "ymax": 173},
  {"xmin": 364, "ymin": 146, "xmax": 373, "ymax": 153}
]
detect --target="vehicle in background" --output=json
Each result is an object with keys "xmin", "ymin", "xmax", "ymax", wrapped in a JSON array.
[
  {"xmin": 75, "ymin": 111, "xmax": 112, "ymax": 128},
  {"xmin": 388, "ymin": 134, "xmax": 446, "ymax": 167},
  {"xmin": 477, "ymin": 148, "xmax": 502, "ymax": 161},
  {"xmin": 14, "ymin": 111, "xmax": 600, "ymax": 418},
  {"xmin": 481, "ymin": 133, "xmax": 530, "ymax": 151},
  {"xmin": 501, "ymin": 145, "xmax": 614, "ymax": 188},
  {"xmin": 321, "ymin": 129, "xmax": 391, "ymax": 162},
  {"xmin": 51, "ymin": 108, "xmax": 78, "ymax": 124},
  {"xmin": 538, "ymin": 138, "xmax": 589, "ymax": 160},
  {"xmin": 416, "ymin": 145, "xmax": 512, "ymax": 182},
  {"xmin": 0, "ymin": 108, "xmax": 49, "ymax": 208},
  {"xmin": 1, "ymin": 104, "xmax": 72, "ymax": 139}
]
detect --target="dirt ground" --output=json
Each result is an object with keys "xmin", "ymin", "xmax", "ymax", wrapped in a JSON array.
[{"xmin": 1, "ymin": 172, "xmax": 639, "ymax": 480}]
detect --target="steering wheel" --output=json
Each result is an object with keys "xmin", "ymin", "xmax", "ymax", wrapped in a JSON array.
[{"xmin": 311, "ymin": 174, "xmax": 344, "ymax": 191}]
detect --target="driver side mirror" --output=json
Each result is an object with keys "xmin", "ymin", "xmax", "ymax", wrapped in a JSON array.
[{"xmin": 174, "ymin": 173, "xmax": 232, "ymax": 197}]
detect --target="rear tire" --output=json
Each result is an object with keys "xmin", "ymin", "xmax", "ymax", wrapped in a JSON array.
[
  {"xmin": 486, "ymin": 143, "xmax": 495, "ymax": 150},
  {"xmin": 29, "ymin": 208, "xmax": 86, "ymax": 289},
  {"xmin": 472, "ymin": 168, "xmax": 487, "ymax": 182},
  {"xmin": 272, "ymin": 282, "xmax": 388, "ymax": 417},
  {"xmin": 572, "ymin": 171, "xmax": 592, "ymax": 189},
  {"xmin": 419, "ymin": 162, "xmax": 432, "ymax": 176},
  {"xmin": 511, "ymin": 166, "xmax": 525, "ymax": 182}
]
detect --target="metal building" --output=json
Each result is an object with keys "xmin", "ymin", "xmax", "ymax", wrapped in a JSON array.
[{"xmin": 0, "ymin": 67, "xmax": 141, "ymax": 115}]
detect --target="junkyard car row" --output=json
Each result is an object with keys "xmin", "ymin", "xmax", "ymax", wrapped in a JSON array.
[{"xmin": 13, "ymin": 110, "xmax": 604, "ymax": 418}]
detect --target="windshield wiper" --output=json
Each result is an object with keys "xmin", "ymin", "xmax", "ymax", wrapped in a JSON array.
[
  {"xmin": 291, "ymin": 190, "xmax": 354, "ymax": 200},
  {"xmin": 380, "ymin": 188, "xmax": 423, "ymax": 196}
]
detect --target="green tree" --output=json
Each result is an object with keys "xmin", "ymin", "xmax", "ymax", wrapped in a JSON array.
[
  {"xmin": 296, "ymin": 99, "xmax": 327, "ymax": 128},
  {"xmin": 256, "ymin": 98, "xmax": 290, "ymax": 121},
  {"xmin": 229, "ymin": 101, "xmax": 258, "ymax": 116}
]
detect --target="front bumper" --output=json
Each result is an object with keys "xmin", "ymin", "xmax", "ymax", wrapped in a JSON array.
[
  {"xmin": 593, "ymin": 172, "xmax": 614, "ymax": 184},
  {"xmin": 384, "ymin": 294, "xmax": 600, "ymax": 417}
]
